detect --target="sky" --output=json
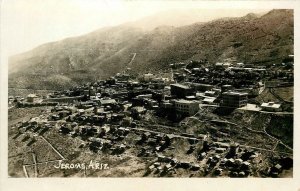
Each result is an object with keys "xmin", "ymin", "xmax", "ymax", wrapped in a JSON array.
[{"xmin": 1, "ymin": 0, "xmax": 272, "ymax": 56}]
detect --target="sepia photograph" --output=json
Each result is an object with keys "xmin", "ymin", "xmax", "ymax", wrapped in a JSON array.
[{"xmin": 1, "ymin": 0, "xmax": 300, "ymax": 190}]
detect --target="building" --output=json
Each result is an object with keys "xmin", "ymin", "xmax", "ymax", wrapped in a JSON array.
[
  {"xmin": 261, "ymin": 102, "xmax": 282, "ymax": 112},
  {"xmin": 131, "ymin": 106, "xmax": 147, "ymax": 119},
  {"xmin": 202, "ymin": 97, "xmax": 217, "ymax": 105},
  {"xmin": 204, "ymin": 91, "xmax": 217, "ymax": 97},
  {"xmin": 185, "ymin": 96, "xmax": 196, "ymax": 100},
  {"xmin": 215, "ymin": 62, "xmax": 231, "ymax": 69},
  {"xmin": 221, "ymin": 85, "xmax": 233, "ymax": 93},
  {"xmin": 27, "ymin": 94, "xmax": 37, "ymax": 103},
  {"xmin": 174, "ymin": 100, "xmax": 199, "ymax": 116},
  {"xmin": 45, "ymin": 95, "xmax": 84, "ymax": 103},
  {"xmin": 100, "ymin": 99, "xmax": 117, "ymax": 106},
  {"xmin": 236, "ymin": 62, "xmax": 244, "ymax": 67},
  {"xmin": 136, "ymin": 94, "xmax": 152, "ymax": 99},
  {"xmin": 186, "ymin": 82, "xmax": 214, "ymax": 92},
  {"xmin": 161, "ymin": 101, "xmax": 173, "ymax": 109},
  {"xmin": 142, "ymin": 73, "xmax": 154, "ymax": 82},
  {"xmin": 215, "ymin": 62, "xmax": 223, "ymax": 68},
  {"xmin": 83, "ymin": 89, "xmax": 89, "ymax": 96},
  {"xmin": 115, "ymin": 73, "xmax": 130, "ymax": 81},
  {"xmin": 170, "ymin": 84, "xmax": 194, "ymax": 98},
  {"xmin": 89, "ymin": 86, "xmax": 96, "ymax": 96},
  {"xmin": 144, "ymin": 98, "xmax": 158, "ymax": 109},
  {"xmin": 220, "ymin": 91, "xmax": 248, "ymax": 108},
  {"xmin": 223, "ymin": 62, "xmax": 231, "ymax": 68}
]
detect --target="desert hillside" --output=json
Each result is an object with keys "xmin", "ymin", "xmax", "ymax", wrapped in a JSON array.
[{"xmin": 9, "ymin": 9, "xmax": 293, "ymax": 90}]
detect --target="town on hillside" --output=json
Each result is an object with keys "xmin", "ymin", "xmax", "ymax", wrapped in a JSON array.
[{"xmin": 8, "ymin": 56, "xmax": 294, "ymax": 177}]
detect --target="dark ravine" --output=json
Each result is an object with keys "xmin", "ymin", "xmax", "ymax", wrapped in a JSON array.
[{"xmin": 9, "ymin": 9, "xmax": 293, "ymax": 90}]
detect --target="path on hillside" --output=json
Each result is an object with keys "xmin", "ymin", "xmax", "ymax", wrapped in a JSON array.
[{"xmin": 127, "ymin": 53, "xmax": 136, "ymax": 67}]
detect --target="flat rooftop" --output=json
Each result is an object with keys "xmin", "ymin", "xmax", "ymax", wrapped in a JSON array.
[
  {"xmin": 170, "ymin": 84, "xmax": 190, "ymax": 89},
  {"xmin": 222, "ymin": 91, "xmax": 248, "ymax": 96},
  {"xmin": 175, "ymin": 99, "xmax": 198, "ymax": 104}
]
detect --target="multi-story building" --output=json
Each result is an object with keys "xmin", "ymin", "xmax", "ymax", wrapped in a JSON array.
[
  {"xmin": 220, "ymin": 91, "xmax": 248, "ymax": 108},
  {"xmin": 170, "ymin": 84, "xmax": 194, "ymax": 98},
  {"xmin": 174, "ymin": 99, "xmax": 199, "ymax": 116}
]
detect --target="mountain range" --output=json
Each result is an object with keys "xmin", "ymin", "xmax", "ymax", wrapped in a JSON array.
[{"xmin": 9, "ymin": 9, "xmax": 293, "ymax": 90}]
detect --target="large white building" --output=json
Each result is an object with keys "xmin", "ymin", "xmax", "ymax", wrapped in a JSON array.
[{"xmin": 261, "ymin": 102, "xmax": 282, "ymax": 112}]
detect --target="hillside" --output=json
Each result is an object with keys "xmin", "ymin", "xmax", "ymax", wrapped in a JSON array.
[{"xmin": 9, "ymin": 9, "xmax": 293, "ymax": 90}]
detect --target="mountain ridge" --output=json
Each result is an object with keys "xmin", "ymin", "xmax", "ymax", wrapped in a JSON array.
[{"xmin": 9, "ymin": 9, "xmax": 293, "ymax": 90}]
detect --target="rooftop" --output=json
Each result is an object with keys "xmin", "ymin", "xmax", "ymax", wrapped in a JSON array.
[
  {"xmin": 222, "ymin": 91, "xmax": 248, "ymax": 96},
  {"xmin": 203, "ymin": 97, "xmax": 216, "ymax": 102},
  {"xmin": 100, "ymin": 99, "xmax": 117, "ymax": 105},
  {"xmin": 27, "ymin": 94, "xmax": 37, "ymax": 98},
  {"xmin": 144, "ymin": 73, "xmax": 154, "ymax": 76},
  {"xmin": 187, "ymin": 82, "xmax": 213, "ymax": 87},
  {"xmin": 175, "ymin": 99, "xmax": 198, "ymax": 104},
  {"xmin": 170, "ymin": 84, "xmax": 190, "ymax": 89},
  {"xmin": 205, "ymin": 91, "xmax": 216, "ymax": 94},
  {"xmin": 261, "ymin": 102, "xmax": 281, "ymax": 109}
]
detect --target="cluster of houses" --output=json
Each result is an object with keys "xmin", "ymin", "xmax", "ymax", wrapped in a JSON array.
[
  {"xmin": 10, "ymin": 57, "xmax": 293, "ymax": 177},
  {"xmin": 13, "ymin": 57, "xmax": 294, "ymax": 116}
]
